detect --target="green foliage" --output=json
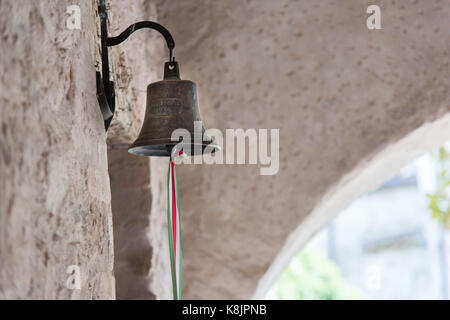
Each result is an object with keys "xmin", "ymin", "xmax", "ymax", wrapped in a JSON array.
[
  {"xmin": 276, "ymin": 247, "xmax": 364, "ymax": 300},
  {"xmin": 427, "ymin": 146, "xmax": 450, "ymax": 228}
]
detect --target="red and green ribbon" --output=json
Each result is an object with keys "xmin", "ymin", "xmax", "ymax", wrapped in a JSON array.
[{"xmin": 167, "ymin": 149, "xmax": 185, "ymax": 300}]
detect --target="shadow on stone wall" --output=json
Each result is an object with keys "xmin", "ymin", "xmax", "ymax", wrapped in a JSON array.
[{"xmin": 108, "ymin": 149, "xmax": 155, "ymax": 299}]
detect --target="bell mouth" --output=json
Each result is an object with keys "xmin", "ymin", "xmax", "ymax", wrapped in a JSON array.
[{"xmin": 128, "ymin": 138, "xmax": 220, "ymax": 157}]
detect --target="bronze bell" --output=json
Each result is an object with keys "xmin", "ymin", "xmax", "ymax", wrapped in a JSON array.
[{"xmin": 128, "ymin": 61, "xmax": 220, "ymax": 157}]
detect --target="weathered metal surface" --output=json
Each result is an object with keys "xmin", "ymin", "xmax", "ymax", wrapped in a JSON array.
[{"xmin": 128, "ymin": 62, "xmax": 219, "ymax": 157}]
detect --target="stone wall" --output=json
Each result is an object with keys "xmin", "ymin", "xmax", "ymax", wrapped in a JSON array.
[
  {"xmin": 0, "ymin": 0, "xmax": 168, "ymax": 300},
  {"xmin": 104, "ymin": 0, "xmax": 170, "ymax": 300},
  {"xmin": 0, "ymin": 0, "xmax": 114, "ymax": 299}
]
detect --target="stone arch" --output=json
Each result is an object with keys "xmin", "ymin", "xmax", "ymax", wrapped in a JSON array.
[
  {"xmin": 155, "ymin": 0, "xmax": 450, "ymax": 299},
  {"xmin": 253, "ymin": 113, "xmax": 450, "ymax": 298}
]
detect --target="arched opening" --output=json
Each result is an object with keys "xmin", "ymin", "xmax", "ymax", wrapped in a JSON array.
[{"xmin": 254, "ymin": 113, "xmax": 450, "ymax": 299}]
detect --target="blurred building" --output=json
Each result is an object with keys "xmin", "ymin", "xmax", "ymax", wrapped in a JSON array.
[{"xmin": 285, "ymin": 155, "xmax": 449, "ymax": 299}]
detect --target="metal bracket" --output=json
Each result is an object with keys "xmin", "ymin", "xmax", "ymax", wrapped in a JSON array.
[{"xmin": 96, "ymin": 0, "xmax": 175, "ymax": 131}]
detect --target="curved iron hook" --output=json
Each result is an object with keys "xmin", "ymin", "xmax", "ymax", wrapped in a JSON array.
[
  {"xmin": 96, "ymin": 1, "xmax": 177, "ymax": 131},
  {"xmin": 106, "ymin": 21, "xmax": 175, "ymax": 61}
]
